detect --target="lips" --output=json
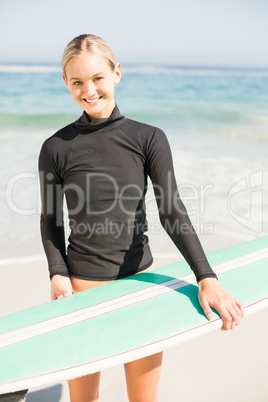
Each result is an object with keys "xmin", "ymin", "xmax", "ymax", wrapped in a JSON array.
[{"xmin": 83, "ymin": 96, "xmax": 103, "ymax": 105}]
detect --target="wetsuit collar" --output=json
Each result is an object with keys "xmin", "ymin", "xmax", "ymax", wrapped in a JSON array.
[{"xmin": 74, "ymin": 104, "xmax": 125, "ymax": 132}]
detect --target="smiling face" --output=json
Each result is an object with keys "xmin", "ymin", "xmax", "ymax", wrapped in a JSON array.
[{"xmin": 63, "ymin": 51, "xmax": 121, "ymax": 119}]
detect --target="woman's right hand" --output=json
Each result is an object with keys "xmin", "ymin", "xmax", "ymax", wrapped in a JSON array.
[{"xmin": 51, "ymin": 275, "xmax": 72, "ymax": 300}]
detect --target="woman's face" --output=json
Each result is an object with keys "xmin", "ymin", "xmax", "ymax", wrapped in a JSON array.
[{"xmin": 63, "ymin": 51, "xmax": 121, "ymax": 119}]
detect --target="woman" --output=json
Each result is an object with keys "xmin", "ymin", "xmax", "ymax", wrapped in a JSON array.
[{"xmin": 39, "ymin": 34, "xmax": 244, "ymax": 402}]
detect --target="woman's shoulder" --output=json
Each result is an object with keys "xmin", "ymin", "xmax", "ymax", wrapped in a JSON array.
[
  {"xmin": 123, "ymin": 117, "xmax": 167, "ymax": 142},
  {"xmin": 124, "ymin": 117, "xmax": 158, "ymax": 132},
  {"xmin": 123, "ymin": 117, "xmax": 170, "ymax": 154},
  {"xmin": 40, "ymin": 122, "xmax": 78, "ymax": 154}
]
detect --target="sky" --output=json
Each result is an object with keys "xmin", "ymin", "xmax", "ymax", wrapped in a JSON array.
[{"xmin": 0, "ymin": 0, "xmax": 268, "ymax": 67}]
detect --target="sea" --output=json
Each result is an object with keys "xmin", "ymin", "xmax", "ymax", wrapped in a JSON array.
[{"xmin": 0, "ymin": 64, "xmax": 267, "ymax": 264}]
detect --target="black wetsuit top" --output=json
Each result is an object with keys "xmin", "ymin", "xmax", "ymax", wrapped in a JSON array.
[{"xmin": 39, "ymin": 105, "xmax": 217, "ymax": 282}]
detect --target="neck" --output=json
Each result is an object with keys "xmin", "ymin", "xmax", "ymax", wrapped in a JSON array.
[
  {"xmin": 74, "ymin": 103, "xmax": 126, "ymax": 132},
  {"xmin": 86, "ymin": 100, "xmax": 116, "ymax": 120}
]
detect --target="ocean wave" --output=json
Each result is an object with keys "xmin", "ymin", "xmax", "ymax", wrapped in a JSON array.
[
  {"xmin": 123, "ymin": 65, "xmax": 268, "ymax": 77},
  {"xmin": 0, "ymin": 113, "xmax": 79, "ymax": 130},
  {"xmin": 0, "ymin": 64, "xmax": 61, "ymax": 73},
  {"xmin": 1, "ymin": 63, "xmax": 268, "ymax": 77},
  {"xmin": 204, "ymin": 125, "xmax": 268, "ymax": 140},
  {"xmin": 0, "ymin": 110, "xmax": 267, "ymax": 141}
]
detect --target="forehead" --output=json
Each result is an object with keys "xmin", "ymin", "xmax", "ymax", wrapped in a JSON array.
[{"xmin": 65, "ymin": 52, "xmax": 111, "ymax": 79}]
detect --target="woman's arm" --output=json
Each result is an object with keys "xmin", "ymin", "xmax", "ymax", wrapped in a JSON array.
[
  {"xmin": 146, "ymin": 128, "xmax": 216, "ymax": 282},
  {"xmin": 146, "ymin": 128, "xmax": 244, "ymax": 329},
  {"xmin": 39, "ymin": 140, "xmax": 72, "ymax": 299}
]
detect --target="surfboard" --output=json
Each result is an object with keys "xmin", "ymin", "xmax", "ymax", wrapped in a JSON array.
[{"xmin": 0, "ymin": 236, "xmax": 267, "ymax": 394}]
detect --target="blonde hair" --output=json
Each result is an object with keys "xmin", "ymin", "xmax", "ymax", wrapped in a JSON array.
[{"xmin": 62, "ymin": 34, "xmax": 117, "ymax": 76}]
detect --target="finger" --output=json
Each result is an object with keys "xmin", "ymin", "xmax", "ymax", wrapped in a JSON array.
[
  {"xmin": 199, "ymin": 295, "xmax": 214, "ymax": 321},
  {"xmin": 230, "ymin": 305, "xmax": 241, "ymax": 329},
  {"xmin": 229, "ymin": 299, "xmax": 245, "ymax": 327},
  {"xmin": 220, "ymin": 310, "xmax": 233, "ymax": 331},
  {"xmin": 232, "ymin": 303, "xmax": 244, "ymax": 326},
  {"xmin": 235, "ymin": 299, "xmax": 245, "ymax": 319},
  {"xmin": 221, "ymin": 303, "xmax": 242, "ymax": 330}
]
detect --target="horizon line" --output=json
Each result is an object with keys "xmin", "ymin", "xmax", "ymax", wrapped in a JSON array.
[{"xmin": 0, "ymin": 61, "xmax": 268, "ymax": 70}]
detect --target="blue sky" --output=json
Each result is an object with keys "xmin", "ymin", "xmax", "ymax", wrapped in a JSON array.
[{"xmin": 1, "ymin": 0, "xmax": 268, "ymax": 67}]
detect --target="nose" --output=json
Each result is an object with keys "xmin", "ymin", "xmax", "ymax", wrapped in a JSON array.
[{"xmin": 83, "ymin": 81, "xmax": 97, "ymax": 97}]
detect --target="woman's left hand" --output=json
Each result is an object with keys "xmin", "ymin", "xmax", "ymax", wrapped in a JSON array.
[{"xmin": 198, "ymin": 277, "xmax": 245, "ymax": 330}]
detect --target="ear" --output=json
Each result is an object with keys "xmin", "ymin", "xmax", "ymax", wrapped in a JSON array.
[
  {"xmin": 62, "ymin": 72, "xmax": 69, "ymax": 90},
  {"xmin": 113, "ymin": 63, "xmax": 121, "ymax": 84}
]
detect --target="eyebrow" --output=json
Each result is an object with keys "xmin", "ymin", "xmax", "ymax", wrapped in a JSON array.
[{"xmin": 69, "ymin": 72, "xmax": 106, "ymax": 81}]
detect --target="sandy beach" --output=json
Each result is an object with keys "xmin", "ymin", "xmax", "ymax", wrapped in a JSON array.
[{"xmin": 1, "ymin": 256, "xmax": 267, "ymax": 402}]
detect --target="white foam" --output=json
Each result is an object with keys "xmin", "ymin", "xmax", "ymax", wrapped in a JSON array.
[
  {"xmin": 122, "ymin": 65, "xmax": 268, "ymax": 77},
  {"xmin": 1, "ymin": 64, "xmax": 268, "ymax": 77},
  {"xmin": 0, "ymin": 65, "xmax": 61, "ymax": 73}
]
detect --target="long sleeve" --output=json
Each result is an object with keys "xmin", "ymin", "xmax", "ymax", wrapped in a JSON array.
[
  {"xmin": 38, "ymin": 140, "xmax": 69, "ymax": 279},
  {"xmin": 145, "ymin": 128, "xmax": 217, "ymax": 282}
]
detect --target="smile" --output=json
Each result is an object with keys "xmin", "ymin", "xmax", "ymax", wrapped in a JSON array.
[{"xmin": 83, "ymin": 96, "xmax": 103, "ymax": 105}]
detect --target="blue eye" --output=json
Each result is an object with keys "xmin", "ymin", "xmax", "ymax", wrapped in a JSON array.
[
  {"xmin": 94, "ymin": 77, "xmax": 103, "ymax": 82},
  {"xmin": 73, "ymin": 81, "xmax": 82, "ymax": 85}
]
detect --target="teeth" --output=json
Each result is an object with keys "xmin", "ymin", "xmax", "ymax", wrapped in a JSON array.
[{"xmin": 85, "ymin": 98, "xmax": 100, "ymax": 103}]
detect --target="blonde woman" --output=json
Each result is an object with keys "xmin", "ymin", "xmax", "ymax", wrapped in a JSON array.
[{"xmin": 39, "ymin": 34, "xmax": 244, "ymax": 402}]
